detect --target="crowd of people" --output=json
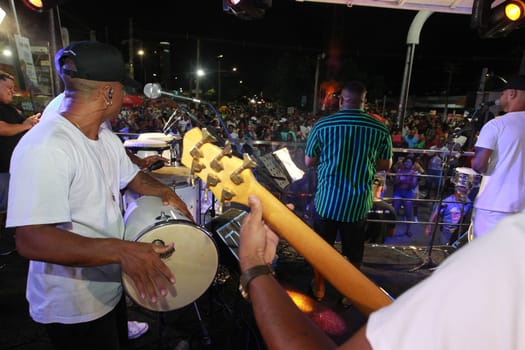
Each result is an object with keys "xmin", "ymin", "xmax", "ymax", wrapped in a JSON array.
[{"xmin": 1, "ymin": 39, "xmax": 525, "ymax": 349}]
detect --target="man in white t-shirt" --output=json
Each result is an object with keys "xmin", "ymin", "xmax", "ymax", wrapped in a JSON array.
[
  {"xmin": 471, "ymin": 75, "xmax": 525, "ymax": 238},
  {"xmin": 42, "ymin": 93, "xmax": 165, "ymax": 342},
  {"xmin": 7, "ymin": 41, "xmax": 192, "ymax": 349}
]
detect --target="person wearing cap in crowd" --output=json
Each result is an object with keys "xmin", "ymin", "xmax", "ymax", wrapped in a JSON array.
[
  {"xmin": 6, "ymin": 41, "xmax": 193, "ymax": 350},
  {"xmin": 471, "ymin": 74, "xmax": 525, "ymax": 239},
  {"xmin": 304, "ymin": 80, "xmax": 392, "ymax": 303},
  {"xmin": 425, "ymin": 185, "xmax": 472, "ymax": 245}
]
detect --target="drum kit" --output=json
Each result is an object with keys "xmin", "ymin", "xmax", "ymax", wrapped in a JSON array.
[{"xmin": 121, "ymin": 132, "xmax": 221, "ymax": 337}]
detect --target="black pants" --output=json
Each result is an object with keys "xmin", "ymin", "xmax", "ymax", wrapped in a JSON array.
[
  {"xmin": 313, "ymin": 215, "xmax": 367, "ymax": 268},
  {"xmin": 45, "ymin": 294, "xmax": 129, "ymax": 350}
]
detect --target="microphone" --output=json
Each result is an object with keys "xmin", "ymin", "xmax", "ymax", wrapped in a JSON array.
[
  {"xmin": 143, "ymin": 83, "xmax": 201, "ymax": 104},
  {"xmin": 480, "ymin": 99, "xmax": 499, "ymax": 107}
]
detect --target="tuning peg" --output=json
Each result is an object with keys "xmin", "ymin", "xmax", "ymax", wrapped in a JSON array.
[
  {"xmin": 204, "ymin": 174, "xmax": 220, "ymax": 202},
  {"xmin": 206, "ymin": 174, "xmax": 220, "ymax": 187},
  {"xmin": 210, "ymin": 141, "xmax": 233, "ymax": 172},
  {"xmin": 190, "ymin": 128, "xmax": 217, "ymax": 159},
  {"xmin": 231, "ymin": 153, "xmax": 257, "ymax": 185},
  {"xmin": 221, "ymin": 188, "xmax": 235, "ymax": 202},
  {"xmin": 191, "ymin": 159, "xmax": 206, "ymax": 173}
]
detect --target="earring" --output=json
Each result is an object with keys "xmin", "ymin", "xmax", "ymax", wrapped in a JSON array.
[{"xmin": 103, "ymin": 96, "xmax": 112, "ymax": 107}]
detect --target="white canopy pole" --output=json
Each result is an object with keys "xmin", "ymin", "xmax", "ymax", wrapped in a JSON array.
[{"xmin": 397, "ymin": 10, "xmax": 433, "ymax": 129}]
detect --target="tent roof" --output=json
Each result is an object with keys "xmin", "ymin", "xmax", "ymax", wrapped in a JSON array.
[{"xmin": 294, "ymin": 0, "xmax": 475, "ymax": 15}]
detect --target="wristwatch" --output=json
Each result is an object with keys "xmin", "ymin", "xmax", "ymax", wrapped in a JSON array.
[{"xmin": 239, "ymin": 264, "xmax": 275, "ymax": 301}]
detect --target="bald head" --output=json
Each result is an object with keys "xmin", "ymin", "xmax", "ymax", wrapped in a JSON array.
[{"xmin": 340, "ymin": 81, "xmax": 367, "ymax": 109}]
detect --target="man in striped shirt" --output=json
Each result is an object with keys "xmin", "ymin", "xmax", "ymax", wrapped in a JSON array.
[{"xmin": 305, "ymin": 81, "xmax": 392, "ymax": 272}]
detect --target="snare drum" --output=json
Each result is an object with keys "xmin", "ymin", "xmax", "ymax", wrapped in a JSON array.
[
  {"xmin": 138, "ymin": 133, "xmax": 182, "ymax": 165},
  {"xmin": 123, "ymin": 138, "xmax": 170, "ymax": 159},
  {"xmin": 122, "ymin": 195, "xmax": 219, "ymax": 311},
  {"xmin": 452, "ymin": 167, "xmax": 482, "ymax": 191}
]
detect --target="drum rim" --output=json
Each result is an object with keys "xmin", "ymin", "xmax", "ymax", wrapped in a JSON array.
[
  {"xmin": 123, "ymin": 220, "xmax": 220, "ymax": 311},
  {"xmin": 130, "ymin": 219, "xmax": 215, "ymax": 243}
]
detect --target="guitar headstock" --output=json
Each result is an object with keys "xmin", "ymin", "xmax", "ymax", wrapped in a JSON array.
[{"xmin": 182, "ymin": 127, "xmax": 258, "ymax": 208}]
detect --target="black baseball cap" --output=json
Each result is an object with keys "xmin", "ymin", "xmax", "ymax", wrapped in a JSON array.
[
  {"xmin": 499, "ymin": 75, "xmax": 525, "ymax": 91},
  {"xmin": 55, "ymin": 41, "xmax": 129, "ymax": 83}
]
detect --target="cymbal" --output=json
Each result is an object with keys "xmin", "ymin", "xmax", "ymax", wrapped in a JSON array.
[{"xmin": 152, "ymin": 166, "xmax": 191, "ymax": 177}]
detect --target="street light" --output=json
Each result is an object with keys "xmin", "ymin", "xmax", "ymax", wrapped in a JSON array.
[
  {"xmin": 188, "ymin": 68, "xmax": 205, "ymax": 98},
  {"xmin": 137, "ymin": 49, "xmax": 145, "ymax": 83}
]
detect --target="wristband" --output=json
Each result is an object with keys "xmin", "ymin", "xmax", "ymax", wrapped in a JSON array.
[{"xmin": 239, "ymin": 264, "xmax": 275, "ymax": 301}]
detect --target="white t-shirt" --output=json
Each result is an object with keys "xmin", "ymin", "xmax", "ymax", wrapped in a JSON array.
[
  {"xmin": 7, "ymin": 112, "xmax": 139, "ymax": 324},
  {"xmin": 367, "ymin": 213, "xmax": 525, "ymax": 349},
  {"xmin": 474, "ymin": 111, "xmax": 525, "ymax": 213}
]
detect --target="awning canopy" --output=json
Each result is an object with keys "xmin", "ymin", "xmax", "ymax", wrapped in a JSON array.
[{"xmin": 294, "ymin": 0, "xmax": 474, "ymax": 15}]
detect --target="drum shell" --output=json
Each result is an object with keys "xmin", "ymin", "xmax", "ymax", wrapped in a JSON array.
[
  {"xmin": 452, "ymin": 167, "xmax": 482, "ymax": 190},
  {"xmin": 122, "ymin": 195, "xmax": 219, "ymax": 311},
  {"xmin": 122, "ymin": 180, "xmax": 200, "ymax": 223}
]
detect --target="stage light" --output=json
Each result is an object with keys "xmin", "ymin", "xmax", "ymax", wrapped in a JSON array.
[
  {"xmin": 472, "ymin": 0, "xmax": 525, "ymax": 38},
  {"xmin": 505, "ymin": 0, "xmax": 525, "ymax": 21},
  {"xmin": 223, "ymin": 0, "xmax": 272, "ymax": 20},
  {"xmin": 22, "ymin": 0, "xmax": 66, "ymax": 12}
]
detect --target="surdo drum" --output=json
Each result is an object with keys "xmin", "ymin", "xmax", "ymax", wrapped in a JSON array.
[{"xmin": 122, "ymin": 195, "xmax": 219, "ymax": 312}]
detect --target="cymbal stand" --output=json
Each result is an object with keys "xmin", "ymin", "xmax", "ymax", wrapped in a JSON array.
[
  {"xmin": 157, "ymin": 302, "xmax": 212, "ymax": 349},
  {"xmin": 193, "ymin": 301, "xmax": 212, "ymax": 346}
]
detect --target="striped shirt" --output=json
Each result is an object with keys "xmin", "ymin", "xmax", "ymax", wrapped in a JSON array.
[{"xmin": 305, "ymin": 108, "xmax": 392, "ymax": 222}]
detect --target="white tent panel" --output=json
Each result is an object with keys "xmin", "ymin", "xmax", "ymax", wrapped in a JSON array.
[{"xmin": 294, "ymin": 0, "xmax": 474, "ymax": 15}]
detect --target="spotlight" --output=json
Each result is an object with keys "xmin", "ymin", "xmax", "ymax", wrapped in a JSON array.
[
  {"xmin": 22, "ymin": 0, "xmax": 67, "ymax": 12},
  {"xmin": 472, "ymin": 0, "xmax": 525, "ymax": 38},
  {"xmin": 505, "ymin": 0, "xmax": 525, "ymax": 21}
]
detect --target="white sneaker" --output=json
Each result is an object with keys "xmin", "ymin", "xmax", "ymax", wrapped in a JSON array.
[{"xmin": 128, "ymin": 320, "xmax": 149, "ymax": 340}]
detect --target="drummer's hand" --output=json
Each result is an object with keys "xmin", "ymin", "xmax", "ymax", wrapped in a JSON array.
[
  {"xmin": 138, "ymin": 155, "xmax": 169, "ymax": 170},
  {"xmin": 239, "ymin": 195, "xmax": 280, "ymax": 272},
  {"xmin": 161, "ymin": 189, "xmax": 195, "ymax": 222},
  {"xmin": 119, "ymin": 240, "xmax": 176, "ymax": 304}
]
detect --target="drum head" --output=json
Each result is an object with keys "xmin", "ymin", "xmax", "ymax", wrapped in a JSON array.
[{"xmin": 122, "ymin": 221, "xmax": 219, "ymax": 312}]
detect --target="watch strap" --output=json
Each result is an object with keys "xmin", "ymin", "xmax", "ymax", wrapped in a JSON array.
[{"xmin": 239, "ymin": 264, "xmax": 275, "ymax": 301}]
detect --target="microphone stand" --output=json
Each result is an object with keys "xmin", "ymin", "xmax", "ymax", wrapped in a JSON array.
[
  {"xmin": 203, "ymin": 101, "xmax": 237, "ymax": 152},
  {"xmin": 466, "ymin": 103, "xmax": 491, "ymax": 150},
  {"xmin": 409, "ymin": 146, "xmax": 455, "ymax": 272}
]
